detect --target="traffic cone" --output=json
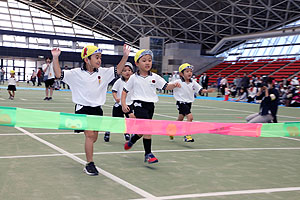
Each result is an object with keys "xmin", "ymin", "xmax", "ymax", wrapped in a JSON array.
[{"xmin": 224, "ymin": 88, "xmax": 229, "ymax": 101}]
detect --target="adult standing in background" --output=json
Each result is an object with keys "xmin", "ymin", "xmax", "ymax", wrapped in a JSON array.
[
  {"xmin": 234, "ymin": 75, "xmax": 242, "ymax": 96},
  {"xmin": 42, "ymin": 56, "xmax": 55, "ymax": 100},
  {"xmin": 37, "ymin": 67, "xmax": 42, "ymax": 86},
  {"xmin": 216, "ymin": 74, "xmax": 222, "ymax": 96},
  {"xmin": 201, "ymin": 72, "xmax": 209, "ymax": 96},
  {"xmin": 31, "ymin": 70, "xmax": 37, "ymax": 86},
  {"xmin": 241, "ymin": 73, "xmax": 250, "ymax": 91},
  {"xmin": 0, "ymin": 67, "xmax": 4, "ymax": 84}
]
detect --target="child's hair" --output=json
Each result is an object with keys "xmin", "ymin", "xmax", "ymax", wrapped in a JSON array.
[{"xmin": 45, "ymin": 56, "xmax": 52, "ymax": 61}]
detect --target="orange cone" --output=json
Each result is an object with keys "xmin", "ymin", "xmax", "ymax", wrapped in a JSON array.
[{"xmin": 224, "ymin": 88, "xmax": 229, "ymax": 101}]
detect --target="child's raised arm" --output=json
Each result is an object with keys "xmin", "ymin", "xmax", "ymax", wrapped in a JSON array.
[
  {"xmin": 116, "ymin": 44, "xmax": 131, "ymax": 75},
  {"xmin": 51, "ymin": 48, "xmax": 62, "ymax": 78},
  {"xmin": 166, "ymin": 82, "xmax": 181, "ymax": 90}
]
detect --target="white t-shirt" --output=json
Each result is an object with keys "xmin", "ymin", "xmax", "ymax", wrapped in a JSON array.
[
  {"xmin": 123, "ymin": 72, "xmax": 167, "ymax": 103},
  {"xmin": 172, "ymin": 79, "xmax": 202, "ymax": 103},
  {"xmin": 62, "ymin": 67, "xmax": 115, "ymax": 107},
  {"xmin": 112, "ymin": 78, "xmax": 133, "ymax": 106},
  {"xmin": 42, "ymin": 63, "xmax": 55, "ymax": 79},
  {"xmin": 8, "ymin": 77, "xmax": 17, "ymax": 85}
]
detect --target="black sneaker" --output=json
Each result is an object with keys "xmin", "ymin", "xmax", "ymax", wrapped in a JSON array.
[
  {"xmin": 43, "ymin": 97, "xmax": 48, "ymax": 100},
  {"xmin": 124, "ymin": 133, "xmax": 130, "ymax": 141},
  {"xmin": 83, "ymin": 162, "xmax": 99, "ymax": 176},
  {"xmin": 48, "ymin": 97, "xmax": 52, "ymax": 100},
  {"xmin": 104, "ymin": 132, "xmax": 110, "ymax": 142}
]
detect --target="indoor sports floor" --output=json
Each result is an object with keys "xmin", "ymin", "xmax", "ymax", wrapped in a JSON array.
[{"xmin": 0, "ymin": 84, "xmax": 300, "ymax": 200}]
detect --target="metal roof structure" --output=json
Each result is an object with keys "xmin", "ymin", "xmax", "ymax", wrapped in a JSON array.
[{"xmin": 17, "ymin": 0, "xmax": 300, "ymax": 55}]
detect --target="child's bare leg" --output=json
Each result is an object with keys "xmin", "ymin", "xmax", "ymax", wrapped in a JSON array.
[{"xmin": 84, "ymin": 130, "xmax": 98, "ymax": 162}]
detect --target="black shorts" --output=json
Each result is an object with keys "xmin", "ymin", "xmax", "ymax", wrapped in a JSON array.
[
  {"xmin": 133, "ymin": 100, "xmax": 154, "ymax": 119},
  {"xmin": 74, "ymin": 104, "xmax": 103, "ymax": 132},
  {"xmin": 176, "ymin": 101, "xmax": 192, "ymax": 116},
  {"xmin": 112, "ymin": 103, "xmax": 133, "ymax": 118},
  {"xmin": 45, "ymin": 78, "xmax": 55, "ymax": 88},
  {"xmin": 7, "ymin": 85, "xmax": 16, "ymax": 91}
]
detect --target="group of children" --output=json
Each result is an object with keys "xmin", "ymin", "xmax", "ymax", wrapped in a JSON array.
[{"xmin": 51, "ymin": 44, "xmax": 213, "ymax": 176}]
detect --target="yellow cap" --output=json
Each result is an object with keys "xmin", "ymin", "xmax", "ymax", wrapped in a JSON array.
[
  {"xmin": 10, "ymin": 70, "xmax": 15, "ymax": 74},
  {"xmin": 179, "ymin": 63, "xmax": 194, "ymax": 73},
  {"xmin": 81, "ymin": 45, "xmax": 103, "ymax": 59},
  {"xmin": 134, "ymin": 49, "xmax": 153, "ymax": 62}
]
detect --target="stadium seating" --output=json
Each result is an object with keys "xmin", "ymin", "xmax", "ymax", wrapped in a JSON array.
[{"xmin": 205, "ymin": 58, "xmax": 300, "ymax": 84}]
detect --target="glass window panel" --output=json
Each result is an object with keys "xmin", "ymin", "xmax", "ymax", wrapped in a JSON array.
[
  {"xmin": 0, "ymin": 13, "xmax": 10, "ymax": 20},
  {"xmin": 256, "ymin": 48, "xmax": 266, "ymax": 55},
  {"xmin": 264, "ymin": 47, "xmax": 272, "ymax": 55},
  {"xmin": 1, "ymin": 21, "xmax": 12, "ymax": 27},
  {"xmin": 242, "ymin": 49, "xmax": 251, "ymax": 56},
  {"xmin": 20, "ymin": 10, "xmax": 30, "ymax": 16},
  {"xmin": 12, "ymin": 21, "xmax": 23, "ymax": 28},
  {"xmin": 8, "ymin": 2, "xmax": 18, "ymax": 8},
  {"xmin": 53, "ymin": 20, "xmax": 63, "ymax": 26},
  {"xmin": 0, "ymin": 7, "xmax": 9, "ymax": 13},
  {"xmin": 43, "ymin": 25, "xmax": 54, "ymax": 32},
  {"xmin": 12, "ymin": 15, "xmax": 21, "ymax": 21},
  {"xmin": 10, "ymin": 8, "xmax": 20, "ymax": 15},
  {"xmin": 0, "ymin": 2, "xmax": 8, "ymax": 7},
  {"xmin": 21, "ymin": 16, "xmax": 32, "ymax": 23},
  {"xmin": 42, "ymin": 19, "xmax": 52, "ymax": 25},
  {"xmin": 34, "ymin": 24, "xmax": 44, "ymax": 30},
  {"xmin": 28, "ymin": 44, "xmax": 39, "ymax": 49},
  {"xmin": 277, "ymin": 36, "xmax": 289, "ymax": 45},
  {"xmin": 15, "ymin": 36, "xmax": 25, "ymax": 42},
  {"xmin": 17, "ymin": 43, "xmax": 27, "ymax": 48},
  {"xmin": 102, "ymin": 50, "xmax": 115, "ymax": 55},
  {"xmin": 26, "ymin": 61, "xmax": 35, "ymax": 67},
  {"xmin": 37, "ymin": 38, "xmax": 50, "ymax": 44},
  {"xmin": 14, "ymin": 60, "xmax": 24, "ymax": 67},
  {"xmin": 29, "ymin": 38, "xmax": 37, "ymax": 43},
  {"xmin": 31, "ymin": 11, "xmax": 40, "ymax": 17},
  {"xmin": 64, "ymin": 28, "xmax": 74, "ymax": 34},
  {"xmin": 17, "ymin": 2, "xmax": 28, "ymax": 9},
  {"xmin": 3, "ymin": 35, "xmax": 15, "ymax": 41},
  {"xmin": 290, "ymin": 45, "xmax": 300, "ymax": 54},
  {"xmin": 54, "ymin": 26, "xmax": 64, "ymax": 33},
  {"xmin": 40, "ymin": 11, "xmax": 51, "ymax": 18},
  {"xmin": 3, "ymin": 42, "xmax": 14, "ymax": 47},
  {"xmin": 280, "ymin": 46, "xmax": 290, "ymax": 55},
  {"xmin": 32, "ymin": 18, "xmax": 42, "ymax": 24},
  {"xmin": 271, "ymin": 47, "xmax": 282, "ymax": 55}
]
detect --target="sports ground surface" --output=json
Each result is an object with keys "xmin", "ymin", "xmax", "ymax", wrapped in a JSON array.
[{"xmin": 0, "ymin": 84, "xmax": 300, "ymax": 200}]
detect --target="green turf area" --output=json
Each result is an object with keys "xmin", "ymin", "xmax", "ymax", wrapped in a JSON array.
[{"xmin": 0, "ymin": 85, "xmax": 300, "ymax": 200}]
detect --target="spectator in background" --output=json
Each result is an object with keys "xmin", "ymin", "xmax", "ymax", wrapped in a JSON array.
[
  {"xmin": 234, "ymin": 75, "xmax": 242, "ymax": 96},
  {"xmin": 60, "ymin": 66, "xmax": 70, "ymax": 89},
  {"xmin": 0, "ymin": 67, "xmax": 5, "ymax": 84},
  {"xmin": 235, "ymin": 87, "xmax": 247, "ymax": 102},
  {"xmin": 246, "ymin": 77, "xmax": 279, "ymax": 123},
  {"xmin": 42, "ymin": 56, "xmax": 55, "ymax": 100},
  {"xmin": 291, "ymin": 77, "xmax": 299, "ymax": 87},
  {"xmin": 37, "ymin": 67, "xmax": 42, "ymax": 86},
  {"xmin": 201, "ymin": 72, "xmax": 209, "ymax": 97},
  {"xmin": 216, "ymin": 74, "xmax": 222, "ymax": 96},
  {"xmin": 229, "ymin": 84, "xmax": 237, "ymax": 98},
  {"xmin": 282, "ymin": 78, "xmax": 289, "ymax": 87},
  {"xmin": 241, "ymin": 72, "xmax": 250, "ymax": 91},
  {"xmin": 31, "ymin": 70, "xmax": 37, "ymax": 86},
  {"xmin": 220, "ymin": 77, "xmax": 228, "ymax": 96},
  {"xmin": 247, "ymin": 84, "xmax": 257, "ymax": 103}
]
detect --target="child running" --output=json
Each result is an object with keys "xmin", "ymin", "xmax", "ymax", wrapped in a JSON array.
[
  {"xmin": 52, "ymin": 44, "xmax": 130, "ymax": 176},
  {"xmin": 170, "ymin": 63, "xmax": 214, "ymax": 142},
  {"xmin": 104, "ymin": 62, "xmax": 134, "ymax": 142},
  {"xmin": 7, "ymin": 70, "xmax": 17, "ymax": 100},
  {"xmin": 121, "ymin": 49, "xmax": 180, "ymax": 164}
]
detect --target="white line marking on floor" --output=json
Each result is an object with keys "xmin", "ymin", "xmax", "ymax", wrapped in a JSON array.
[
  {"xmin": 2, "ymin": 147, "xmax": 300, "ymax": 159},
  {"xmin": 0, "ymin": 98, "xmax": 5, "ymax": 100},
  {"xmin": 20, "ymin": 98, "xmax": 27, "ymax": 101},
  {"xmin": 131, "ymin": 187, "xmax": 300, "ymax": 200},
  {"xmin": 15, "ymin": 127, "xmax": 156, "ymax": 199},
  {"xmin": 281, "ymin": 137, "xmax": 300, "ymax": 142}
]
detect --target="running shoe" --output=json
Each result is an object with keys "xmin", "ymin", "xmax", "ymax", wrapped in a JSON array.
[
  {"xmin": 144, "ymin": 153, "xmax": 158, "ymax": 164},
  {"xmin": 169, "ymin": 136, "xmax": 174, "ymax": 140},
  {"xmin": 184, "ymin": 135, "xmax": 194, "ymax": 142},
  {"xmin": 124, "ymin": 134, "xmax": 130, "ymax": 141},
  {"xmin": 83, "ymin": 162, "xmax": 99, "ymax": 176},
  {"xmin": 104, "ymin": 132, "xmax": 110, "ymax": 142},
  {"xmin": 124, "ymin": 141, "xmax": 133, "ymax": 150}
]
